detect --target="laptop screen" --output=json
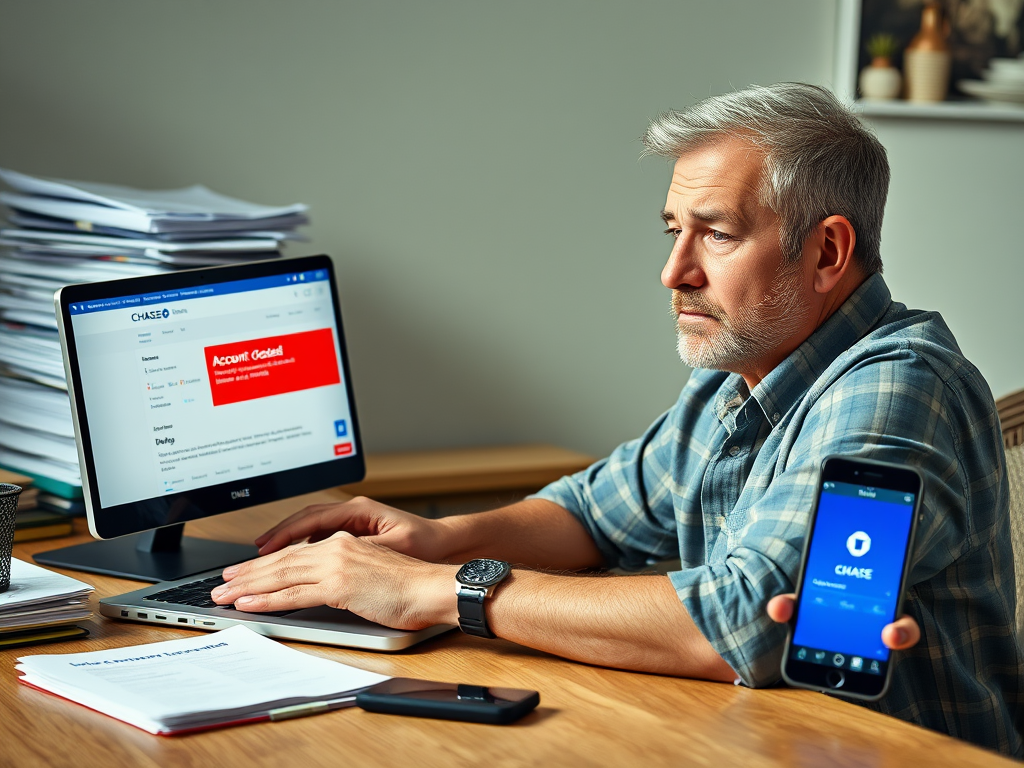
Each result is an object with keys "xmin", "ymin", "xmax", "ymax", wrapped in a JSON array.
[{"xmin": 58, "ymin": 255, "xmax": 364, "ymax": 538}]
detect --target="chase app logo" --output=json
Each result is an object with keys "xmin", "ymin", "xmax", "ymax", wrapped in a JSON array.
[
  {"xmin": 846, "ymin": 531, "xmax": 872, "ymax": 557},
  {"xmin": 131, "ymin": 308, "xmax": 170, "ymax": 322}
]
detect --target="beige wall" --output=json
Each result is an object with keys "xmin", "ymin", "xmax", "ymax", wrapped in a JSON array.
[{"xmin": 1, "ymin": 1, "xmax": 1019, "ymax": 457}]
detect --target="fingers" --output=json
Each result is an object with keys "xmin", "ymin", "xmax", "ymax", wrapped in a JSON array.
[
  {"xmin": 215, "ymin": 544, "xmax": 321, "ymax": 604},
  {"xmin": 765, "ymin": 591, "xmax": 921, "ymax": 651},
  {"xmin": 767, "ymin": 593, "xmax": 796, "ymax": 624},
  {"xmin": 254, "ymin": 498, "xmax": 394, "ymax": 555},
  {"xmin": 881, "ymin": 615, "xmax": 921, "ymax": 650},
  {"xmin": 233, "ymin": 584, "xmax": 326, "ymax": 613},
  {"xmin": 254, "ymin": 504, "xmax": 333, "ymax": 553}
]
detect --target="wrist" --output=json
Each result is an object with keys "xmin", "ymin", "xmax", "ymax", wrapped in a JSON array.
[
  {"xmin": 430, "ymin": 513, "xmax": 477, "ymax": 563},
  {"xmin": 419, "ymin": 562, "xmax": 460, "ymax": 625}
]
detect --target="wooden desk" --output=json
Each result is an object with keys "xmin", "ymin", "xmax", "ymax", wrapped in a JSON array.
[{"xmin": 1, "ymin": 491, "xmax": 1013, "ymax": 768}]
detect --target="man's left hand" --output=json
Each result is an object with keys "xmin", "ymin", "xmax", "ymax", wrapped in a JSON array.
[
  {"xmin": 767, "ymin": 593, "xmax": 921, "ymax": 650},
  {"xmin": 210, "ymin": 532, "xmax": 458, "ymax": 630}
]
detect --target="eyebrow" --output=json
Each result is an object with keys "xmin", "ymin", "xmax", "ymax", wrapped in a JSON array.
[{"xmin": 660, "ymin": 206, "xmax": 749, "ymax": 229}]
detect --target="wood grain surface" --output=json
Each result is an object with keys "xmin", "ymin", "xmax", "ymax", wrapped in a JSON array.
[{"xmin": 0, "ymin": 490, "xmax": 1013, "ymax": 768}]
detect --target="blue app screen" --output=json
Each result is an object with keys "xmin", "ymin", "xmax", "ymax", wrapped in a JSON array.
[{"xmin": 792, "ymin": 481, "xmax": 915, "ymax": 662}]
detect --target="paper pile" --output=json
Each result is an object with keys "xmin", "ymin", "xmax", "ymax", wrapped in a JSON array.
[
  {"xmin": 17, "ymin": 625, "xmax": 389, "ymax": 735},
  {"xmin": 0, "ymin": 168, "xmax": 310, "ymax": 498},
  {"xmin": 0, "ymin": 558, "xmax": 92, "ymax": 631}
]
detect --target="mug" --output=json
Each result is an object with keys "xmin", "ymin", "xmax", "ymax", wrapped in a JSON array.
[{"xmin": 0, "ymin": 483, "xmax": 22, "ymax": 592}]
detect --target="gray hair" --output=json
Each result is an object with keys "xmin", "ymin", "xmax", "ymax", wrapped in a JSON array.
[{"xmin": 641, "ymin": 83, "xmax": 889, "ymax": 274}]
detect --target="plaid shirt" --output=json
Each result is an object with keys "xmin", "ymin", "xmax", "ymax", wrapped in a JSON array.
[{"xmin": 534, "ymin": 274, "xmax": 1022, "ymax": 756}]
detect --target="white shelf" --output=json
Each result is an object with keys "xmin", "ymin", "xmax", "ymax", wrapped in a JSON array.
[{"xmin": 855, "ymin": 99, "xmax": 1024, "ymax": 123}]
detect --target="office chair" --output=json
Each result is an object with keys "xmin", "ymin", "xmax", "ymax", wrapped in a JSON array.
[{"xmin": 996, "ymin": 388, "xmax": 1024, "ymax": 641}]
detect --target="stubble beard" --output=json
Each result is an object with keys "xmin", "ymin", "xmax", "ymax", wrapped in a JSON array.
[{"xmin": 672, "ymin": 259, "xmax": 810, "ymax": 372}]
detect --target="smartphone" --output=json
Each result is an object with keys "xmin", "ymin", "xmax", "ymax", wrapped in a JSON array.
[
  {"xmin": 781, "ymin": 455, "xmax": 922, "ymax": 701},
  {"xmin": 355, "ymin": 678, "xmax": 540, "ymax": 724}
]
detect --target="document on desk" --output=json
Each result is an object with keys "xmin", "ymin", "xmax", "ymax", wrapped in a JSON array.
[{"xmin": 16, "ymin": 625, "xmax": 390, "ymax": 735}]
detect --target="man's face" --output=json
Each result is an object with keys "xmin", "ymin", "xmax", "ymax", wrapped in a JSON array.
[{"xmin": 660, "ymin": 137, "xmax": 810, "ymax": 375}]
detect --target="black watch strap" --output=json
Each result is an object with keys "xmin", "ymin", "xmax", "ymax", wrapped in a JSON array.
[{"xmin": 457, "ymin": 587, "xmax": 495, "ymax": 638}]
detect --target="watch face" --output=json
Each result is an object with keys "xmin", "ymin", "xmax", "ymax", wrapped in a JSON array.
[{"xmin": 457, "ymin": 559, "xmax": 510, "ymax": 587}]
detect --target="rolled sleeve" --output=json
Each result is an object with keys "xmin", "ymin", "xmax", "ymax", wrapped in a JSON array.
[
  {"xmin": 669, "ymin": 462, "xmax": 818, "ymax": 687},
  {"xmin": 530, "ymin": 406, "xmax": 683, "ymax": 571}
]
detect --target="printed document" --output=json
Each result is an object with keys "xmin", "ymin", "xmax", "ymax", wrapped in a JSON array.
[{"xmin": 17, "ymin": 625, "xmax": 389, "ymax": 734}]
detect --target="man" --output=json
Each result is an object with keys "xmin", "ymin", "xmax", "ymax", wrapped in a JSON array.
[{"xmin": 211, "ymin": 83, "xmax": 1021, "ymax": 755}]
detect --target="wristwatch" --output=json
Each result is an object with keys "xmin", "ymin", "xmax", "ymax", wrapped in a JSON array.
[{"xmin": 455, "ymin": 558, "xmax": 511, "ymax": 638}]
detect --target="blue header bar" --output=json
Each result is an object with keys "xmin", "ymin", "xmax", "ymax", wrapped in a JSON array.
[
  {"xmin": 68, "ymin": 269, "xmax": 329, "ymax": 315},
  {"xmin": 823, "ymin": 480, "xmax": 915, "ymax": 506}
]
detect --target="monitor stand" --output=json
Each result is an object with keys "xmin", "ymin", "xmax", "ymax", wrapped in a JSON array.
[{"xmin": 34, "ymin": 523, "xmax": 259, "ymax": 583}]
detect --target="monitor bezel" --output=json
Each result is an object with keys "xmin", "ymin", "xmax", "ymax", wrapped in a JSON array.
[{"xmin": 56, "ymin": 254, "xmax": 365, "ymax": 540}]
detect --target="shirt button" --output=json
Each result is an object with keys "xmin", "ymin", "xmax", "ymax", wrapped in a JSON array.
[
  {"xmin": 772, "ymin": 413, "xmax": 781, "ymax": 423},
  {"xmin": 728, "ymin": 446, "xmax": 740, "ymax": 457}
]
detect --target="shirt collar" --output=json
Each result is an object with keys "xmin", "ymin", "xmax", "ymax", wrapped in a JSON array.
[{"xmin": 751, "ymin": 273, "xmax": 892, "ymax": 427}]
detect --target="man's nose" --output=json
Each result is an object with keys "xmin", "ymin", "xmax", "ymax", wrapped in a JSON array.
[{"xmin": 661, "ymin": 234, "xmax": 704, "ymax": 290}]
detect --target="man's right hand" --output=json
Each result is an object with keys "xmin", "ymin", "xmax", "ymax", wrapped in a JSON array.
[{"xmin": 254, "ymin": 496, "xmax": 450, "ymax": 563}]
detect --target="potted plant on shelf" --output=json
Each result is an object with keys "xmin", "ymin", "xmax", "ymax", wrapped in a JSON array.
[{"xmin": 859, "ymin": 33, "xmax": 902, "ymax": 100}]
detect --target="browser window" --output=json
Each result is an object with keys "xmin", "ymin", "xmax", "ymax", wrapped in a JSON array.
[{"xmin": 69, "ymin": 269, "xmax": 355, "ymax": 508}]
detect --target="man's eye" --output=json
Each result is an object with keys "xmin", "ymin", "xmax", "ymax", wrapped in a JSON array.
[
  {"xmin": 709, "ymin": 229, "xmax": 732, "ymax": 242},
  {"xmin": 663, "ymin": 228, "xmax": 681, "ymax": 240}
]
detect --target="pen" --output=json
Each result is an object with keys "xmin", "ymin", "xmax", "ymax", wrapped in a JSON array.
[{"xmin": 267, "ymin": 697, "xmax": 355, "ymax": 722}]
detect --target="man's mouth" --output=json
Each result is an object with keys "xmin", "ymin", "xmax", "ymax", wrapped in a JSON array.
[{"xmin": 672, "ymin": 292, "xmax": 722, "ymax": 322}]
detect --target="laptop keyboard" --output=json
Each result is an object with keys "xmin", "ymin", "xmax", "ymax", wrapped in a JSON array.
[
  {"xmin": 144, "ymin": 574, "xmax": 226, "ymax": 608},
  {"xmin": 142, "ymin": 574, "xmax": 294, "ymax": 617}
]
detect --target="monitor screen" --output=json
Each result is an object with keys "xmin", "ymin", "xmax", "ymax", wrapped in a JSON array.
[{"xmin": 58, "ymin": 255, "xmax": 364, "ymax": 539}]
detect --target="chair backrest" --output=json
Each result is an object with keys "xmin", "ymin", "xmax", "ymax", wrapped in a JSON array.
[{"xmin": 996, "ymin": 389, "xmax": 1024, "ymax": 640}]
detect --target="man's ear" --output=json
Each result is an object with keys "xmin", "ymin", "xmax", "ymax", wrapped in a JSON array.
[{"xmin": 809, "ymin": 215, "xmax": 857, "ymax": 294}]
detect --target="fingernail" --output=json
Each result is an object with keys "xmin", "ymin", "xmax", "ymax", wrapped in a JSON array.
[
  {"xmin": 211, "ymin": 586, "xmax": 227, "ymax": 599},
  {"xmin": 895, "ymin": 628, "xmax": 907, "ymax": 644},
  {"xmin": 222, "ymin": 566, "xmax": 238, "ymax": 579},
  {"xmin": 235, "ymin": 596, "xmax": 253, "ymax": 606}
]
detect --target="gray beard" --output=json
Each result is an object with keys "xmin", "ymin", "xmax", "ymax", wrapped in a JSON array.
[{"xmin": 673, "ymin": 261, "xmax": 810, "ymax": 372}]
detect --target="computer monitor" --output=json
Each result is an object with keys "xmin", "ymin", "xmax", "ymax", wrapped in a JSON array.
[{"xmin": 35, "ymin": 254, "xmax": 365, "ymax": 582}]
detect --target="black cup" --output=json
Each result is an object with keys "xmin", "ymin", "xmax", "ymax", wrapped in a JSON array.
[{"xmin": 0, "ymin": 483, "xmax": 22, "ymax": 592}]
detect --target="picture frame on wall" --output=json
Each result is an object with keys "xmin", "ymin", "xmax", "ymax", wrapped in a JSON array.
[{"xmin": 833, "ymin": 0, "xmax": 1024, "ymax": 119}]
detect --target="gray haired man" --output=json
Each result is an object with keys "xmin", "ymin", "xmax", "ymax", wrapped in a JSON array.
[{"xmin": 211, "ymin": 83, "xmax": 1021, "ymax": 755}]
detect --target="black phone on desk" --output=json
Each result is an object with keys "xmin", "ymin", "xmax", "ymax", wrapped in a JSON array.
[
  {"xmin": 781, "ymin": 456, "xmax": 922, "ymax": 701},
  {"xmin": 356, "ymin": 678, "xmax": 539, "ymax": 724}
]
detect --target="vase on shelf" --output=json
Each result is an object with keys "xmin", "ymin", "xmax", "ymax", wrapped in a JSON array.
[
  {"xmin": 860, "ymin": 56, "xmax": 902, "ymax": 100},
  {"xmin": 904, "ymin": 2, "xmax": 951, "ymax": 103}
]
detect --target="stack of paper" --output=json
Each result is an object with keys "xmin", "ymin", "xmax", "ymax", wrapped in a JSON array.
[
  {"xmin": 1, "ymin": 558, "xmax": 93, "ymax": 632},
  {"xmin": 0, "ymin": 168, "xmax": 310, "ymax": 498},
  {"xmin": 17, "ymin": 625, "xmax": 389, "ymax": 735}
]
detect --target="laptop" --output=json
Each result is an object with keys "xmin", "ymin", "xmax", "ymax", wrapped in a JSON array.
[{"xmin": 49, "ymin": 254, "xmax": 452, "ymax": 651}]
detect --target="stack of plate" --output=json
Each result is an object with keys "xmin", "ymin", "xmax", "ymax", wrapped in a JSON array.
[{"xmin": 959, "ymin": 57, "xmax": 1024, "ymax": 106}]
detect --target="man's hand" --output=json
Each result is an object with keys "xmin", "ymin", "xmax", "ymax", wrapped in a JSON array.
[
  {"xmin": 253, "ymin": 496, "xmax": 449, "ymax": 562},
  {"xmin": 766, "ymin": 593, "xmax": 921, "ymax": 650},
  {"xmin": 212, "ymin": 532, "xmax": 458, "ymax": 630}
]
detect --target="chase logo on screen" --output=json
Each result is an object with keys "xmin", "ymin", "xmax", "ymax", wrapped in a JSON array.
[
  {"xmin": 131, "ymin": 308, "xmax": 170, "ymax": 322},
  {"xmin": 846, "ymin": 531, "xmax": 871, "ymax": 557}
]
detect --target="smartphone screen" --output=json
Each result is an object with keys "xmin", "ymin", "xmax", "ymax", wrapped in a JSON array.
[{"xmin": 783, "ymin": 456, "xmax": 921, "ymax": 700}]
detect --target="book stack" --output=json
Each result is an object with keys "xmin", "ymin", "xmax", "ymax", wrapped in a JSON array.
[
  {"xmin": 0, "ymin": 467, "xmax": 73, "ymax": 542},
  {"xmin": 1, "ymin": 558, "xmax": 93, "ymax": 649},
  {"xmin": 0, "ymin": 168, "xmax": 309, "ymax": 502}
]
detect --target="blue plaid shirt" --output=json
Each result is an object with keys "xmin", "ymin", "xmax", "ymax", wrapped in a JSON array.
[{"xmin": 534, "ymin": 274, "xmax": 1022, "ymax": 756}]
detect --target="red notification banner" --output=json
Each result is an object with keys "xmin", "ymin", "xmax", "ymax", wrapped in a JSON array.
[{"xmin": 204, "ymin": 328, "xmax": 341, "ymax": 407}]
